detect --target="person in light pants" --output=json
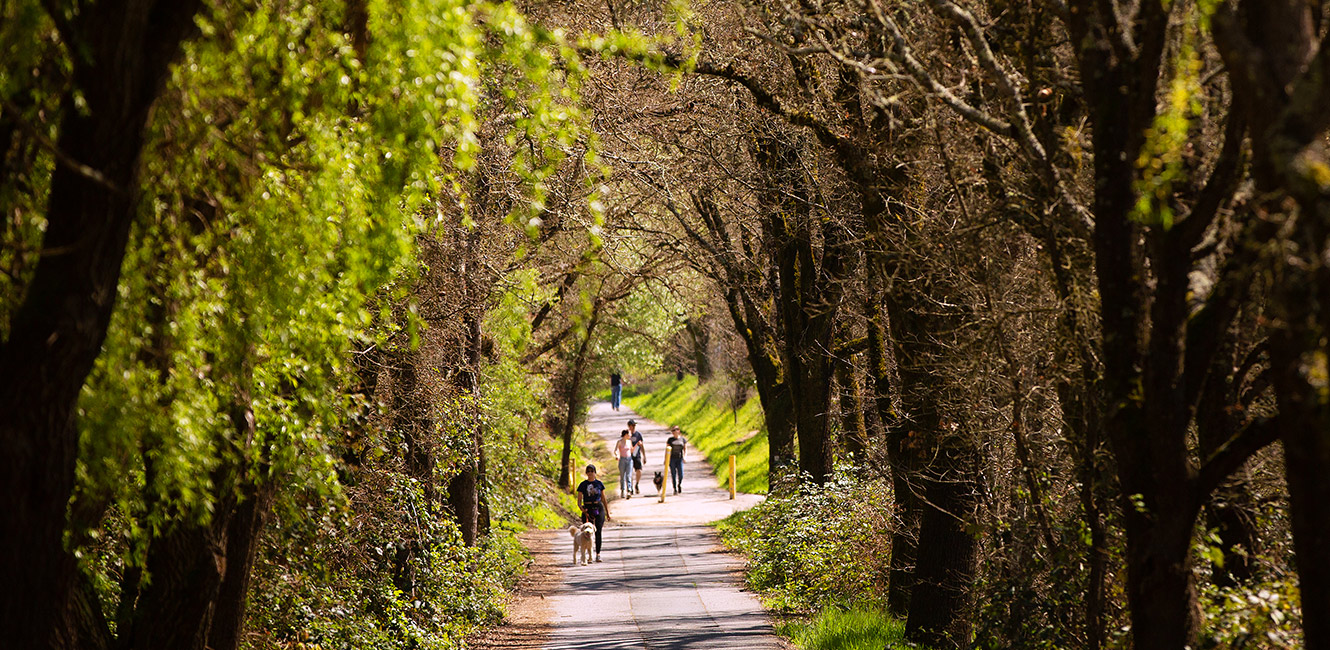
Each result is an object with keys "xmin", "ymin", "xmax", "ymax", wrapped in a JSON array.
[{"xmin": 615, "ymin": 429, "xmax": 635, "ymax": 498}]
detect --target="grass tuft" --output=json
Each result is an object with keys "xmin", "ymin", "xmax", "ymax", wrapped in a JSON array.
[{"xmin": 779, "ymin": 603, "xmax": 910, "ymax": 650}]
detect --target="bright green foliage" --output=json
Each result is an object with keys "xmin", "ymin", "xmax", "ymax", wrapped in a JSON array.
[
  {"xmin": 594, "ymin": 283, "xmax": 686, "ymax": 377},
  {"xmin": 1131, "ymin": 5, "xmax": 1205, "ymax": 229},
  {"xmin": 70, "ymin": 0, "xmax": 583, "ymax": 549},
  {"xmin": 716, "ymin": 468, "xmax": 892, "ymax": 613},
  {"xmin": 0, "ymin": 0, "xmax": 594, "ymax": 644},
  {"xmin": 625, "ymin": 375, "xmax": 769, "ymax": 493},
  {"xmin": 1199, "ymin": 580, "xmax": 1303, "ymax": 649},
  {"xmin": 0, "ymin": 3, "xmax": 61, "ymax": 331},
  {"xmin": 245, "ymin": 478, "xmax": 526, "ymax": 650},
  {"xmin": 480, "ymin": 273, "xmax": 567, "ymax": 525},
  {"xmin": 777, "ymin": 603, "xmax": 911, "ymax": 650}
]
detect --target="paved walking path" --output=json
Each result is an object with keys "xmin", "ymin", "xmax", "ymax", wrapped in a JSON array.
[{"xmin": 540, "ymin": 402, "xmax": 778, "ymax": 650}]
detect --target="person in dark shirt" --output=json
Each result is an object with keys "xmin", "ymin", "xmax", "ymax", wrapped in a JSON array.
[
  {"xmin": 576, "ymin": 464, "xmax": 611, "ymax": 562},
  {"xmin": 610, "ymin": 371, "xmax": 623, "ymax": 411},
  {"xmin": 628, "ymin": 419, "xmax": 645, "ymax": 494},
  {"xmin": 666, "ymin": 426, "xmax": 686, "ymax": 494}
]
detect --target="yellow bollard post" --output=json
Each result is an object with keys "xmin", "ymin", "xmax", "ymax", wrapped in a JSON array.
[
  {"xmin": 660, "ymin": 447, "xmax": 671, "ymax": 503},
  {"xmin": 729, "ymin": 455, "xmax": 737, "ymax": 499}
]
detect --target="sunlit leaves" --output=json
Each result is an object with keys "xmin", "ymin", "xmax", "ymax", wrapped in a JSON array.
[
  {"xmin": 1131, "ymin": 6, "xmax": 1206, "ymax": 230},
  {"xmin": 67, "ymin": 0, "xmax": 593, "ymax": 572}
]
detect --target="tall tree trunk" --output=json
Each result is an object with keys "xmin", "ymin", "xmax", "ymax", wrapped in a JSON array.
[
  {"xmin": 904, "ymin": 441, "xmax": 981, "ymax": 649},
  {"xmin": 1057, "ymin": 378, "xmax": 1108, "ymax": 650},
  {"xmin": 207, "ymin": 475, "xmax": 274, "ymax": 650},
  {"xmin": 754, "ymin": 132, "xmax": 846, "ymax": 484},
  {"xmin": 1275, "ymin": 342, "xmax": 1330, "ymax": 649},
  {"xmin": 1216, "ymin": 3, "xmax": 1330, "ymax": 643},
  {"xmin": 689, "ymin": 191, "xmax": 796, "ymax": 476},
  {"xmin": 1197, "ymin": 337, "xmax": 1259, "ymax": 587},
  {"xmin": 450, "ymin": 310, "xmax": 486, "ymax": 546},
  {"xmin": 121, "ymin": 402, "xmax": 268, "ymax": 650},
  {"xmin": 864, "ymin": 301, "xmax": 918, "ymax": 616},
  {"xmin": 719, "ymin": 286, "xmax": 794, "ymax": 477},
  {"xmin": 789, "ymin": 348, "xmax": 835, "ymax": 483},
  {"xmin": 0, "ymin": 2, "xmax": 202, "ymax": 644},
  {"xmin": 448, "ymin": 467, "xmax": 479, "ymax": 546},
  {"xmin": 558, "ymin": 306, "xmax": 601, "ymax": 490},
  {"xmin": 752, "ymin": 361, "xmax": 797, "ymax": 480},
  {"xmin": 684, "ymin": 317, "xmax": 713, "ymax": 381}
]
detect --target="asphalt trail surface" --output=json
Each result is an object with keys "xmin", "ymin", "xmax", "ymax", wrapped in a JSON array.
[{"xmin": 541, "ymin": 401, "xmax": 777, "ymax": 650}]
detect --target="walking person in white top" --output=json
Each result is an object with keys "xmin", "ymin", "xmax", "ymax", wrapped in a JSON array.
[{"xmin": 614, "ymin": 430, "xmax": 635, "ymax": 499}]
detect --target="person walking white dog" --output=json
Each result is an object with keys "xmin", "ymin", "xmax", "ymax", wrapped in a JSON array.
[{"xmin": 575, "ymin": 465, "xmax": 611, "ymax": 563}]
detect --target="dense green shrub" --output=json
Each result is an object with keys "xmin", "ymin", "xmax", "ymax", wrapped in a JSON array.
[
  {"xmin": 717, "ymin": 467, "xmax": 892, "ymax": 612},
  {"xmin": 1199, "ymin": 577, "xmax": 1303, "ymax": 649}
]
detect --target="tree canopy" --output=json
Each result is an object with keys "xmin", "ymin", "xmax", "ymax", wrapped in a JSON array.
[{"xmin": 3, "ymin": 1, "xmax": 1330, "ymax": 649}]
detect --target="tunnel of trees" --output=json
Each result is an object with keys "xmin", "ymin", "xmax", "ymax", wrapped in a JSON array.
[{"xmin": 2, "ymin": 0, "xmax": 1329, "ymax": 648}]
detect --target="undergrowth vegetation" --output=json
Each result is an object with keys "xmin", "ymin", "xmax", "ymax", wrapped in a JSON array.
[
  {"xmin": 717, "ymin": 468, "xmax": 892, "ymax": 612},
  {"xmin": 717, "ymin": 466, "xmax": 902, "ymax": 649},
  {"xmin": 624, "ymin": 376, "xmax": 769, "ymax": 493}
]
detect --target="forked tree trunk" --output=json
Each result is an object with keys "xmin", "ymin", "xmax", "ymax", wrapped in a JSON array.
[{"xmin": 753, "ymin": 132, "xmax": 847, "ymax": 485}]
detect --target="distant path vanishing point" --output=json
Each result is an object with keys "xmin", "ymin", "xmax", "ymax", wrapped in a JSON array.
[{"xmin": 510, "ymin": 401, "xmax": 781, "ymax": 650}]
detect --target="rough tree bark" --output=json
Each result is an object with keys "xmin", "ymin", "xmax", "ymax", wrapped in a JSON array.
[
  {"xmin": 684, "ymin": 317, "xmax": 713, "ymax": 381},
  {"xmin": 834, "ymin": 355, "xmax": 868, "ymax": 459},
  {"xmin": 688, "ymin": 191, "xmax": 796, "ymax": 475},
  {"xmin": 751, "ymin": 131, "xmax": 848, "ymax": 484},
  {"xmin": 0, "ymin": 1, "xmax": 203, "ymax": 644},
  {"xmin": 863, "ymin": 299, "xmax": 919, "ymax": 617}
]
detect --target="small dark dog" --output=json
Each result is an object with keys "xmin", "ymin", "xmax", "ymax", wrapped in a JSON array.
[{"xmin": 652, "ymin": 471, "xmax": 665, "ymax": 493}]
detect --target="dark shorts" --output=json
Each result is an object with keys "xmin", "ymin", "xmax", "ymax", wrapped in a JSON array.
[{"xmin": 632, "ymin": 455, "xmax": 643, "ymax": 470}]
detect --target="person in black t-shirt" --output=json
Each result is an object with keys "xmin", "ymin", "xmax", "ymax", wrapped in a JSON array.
[
  {"xmin": 610, "ymin": 371, "xmax": 623, "ymax": 411},
  {"xmin": 666, "ymin": 426, "xmax": 686, "ymax": 494},
  {"xmin": 575, "ymin": 464, "xmax": 611, "ymax": 562}
]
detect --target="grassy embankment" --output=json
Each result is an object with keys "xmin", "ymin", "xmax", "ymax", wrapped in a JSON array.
[
  {"xmin": 622, "ymin": 375, "xmax": 769, "ymax": 494},
  {"xmin": 518, "ymin": 422, "xmax": 605, "ymax": 528}
]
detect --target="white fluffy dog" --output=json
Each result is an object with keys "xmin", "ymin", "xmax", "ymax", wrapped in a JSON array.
[{"xmin": 569, "ymin": 522, "xmax": 596, "ymax": 565}]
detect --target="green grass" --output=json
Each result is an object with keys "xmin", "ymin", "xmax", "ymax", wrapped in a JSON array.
[
  {"xmin": 624, "ymin": 376, "xmax": 769, "ymax": 494},
  {"xmin": 778, "ymin": 603, "xmax": 910, "ymax": 650}
]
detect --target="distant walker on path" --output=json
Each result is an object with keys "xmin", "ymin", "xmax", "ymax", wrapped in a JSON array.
[
  {"xmin": 666, "ymin": 426, "xmax": 686, "ymax": 494},
  {"xmin": 610, "ymin": 371, "xmax": 623, "ymax": 411}
]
